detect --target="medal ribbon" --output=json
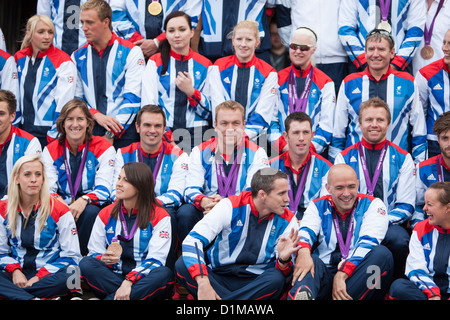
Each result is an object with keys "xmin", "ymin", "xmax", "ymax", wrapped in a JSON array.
[
  {"xmin": 216, "ymin": 144, "xmax": 245, "ymax": 198},
  {"xmin": 137, "ymin": 143, "xmax": 165, "ymax": 183},
  {"xmin": 424, "ymin": 0, "xmax": 445, "ymax": 45},
  {"xmin": 379, "ymin": 0, "xmax": 390, "ymax": 22},
  {"xmin": 288, "ymin": 66, "xmax": 314, "ymax": 113},
  {"xmin": 331, "ymin": 200, "xmax": 358, "ymax": 260},
  {"xmin": 63, "ymin": 142, "xmax": 90, "ymax": 203},
  {"xmin": 287, "ymin": 158, "xmax": 311, "ymax": 214},
  {"xmin": 437, "ymin": 155, "xmax": 445, "ymax": 182},
  {"xmin": 116, "ymin": 206, "xmax": 139, "ymax": 242},
  {"xmin": 358, "ymin": 141, "xmax": 388, "ymax": 196}
]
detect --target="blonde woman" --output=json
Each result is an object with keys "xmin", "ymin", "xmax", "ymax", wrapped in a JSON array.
[
  {"xmin": 207, "ymin": 20, "xmax": 279, "ymax": 142},
  {"xmin": 14, "ymin": 14, "xmax": 77, "ymax": 148},
  {"xmin": 0, "ymin": 154, "xmax": 82, "ymax": 300}
]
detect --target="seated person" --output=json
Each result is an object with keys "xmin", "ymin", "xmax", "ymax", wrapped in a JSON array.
[
  {"xmin": 175, "ymin": 168, "xmax": 300, "ymax": 300},
  {"xmin": 178, "ymin": 100, "xmax": 269, "ymax": 242},
  {"xmin": 0, "ymin": 154, "xmax": 82, "ymax": 300}
]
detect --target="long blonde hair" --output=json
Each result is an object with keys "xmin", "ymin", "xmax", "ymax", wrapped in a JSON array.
[
  {"xmin": 7, "ymin": 154, "xmax": 53, "ymax": 238},
  {"xmin": 21, "ymin": 14, "xmax": 55, "ymax": 50}
]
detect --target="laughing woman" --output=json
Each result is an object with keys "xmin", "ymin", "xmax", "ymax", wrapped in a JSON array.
[
  {"xmin": 141, "ymin": 11, "xmax": 212, "ymax": 151},
  {"xmin": 14, "ymin": 15, "xmax": 77, "ymax": 148},
  {"xmin": 207, "ymin": 20, "xmax": 279, "ymax": 143},
  {"xmin": 41, "ymin": 98, "xmax": 116, "ymax": 256},
  {"xmin": 79, "ymin": 162, "xmax": 174, "ymax": 300},
  {"xmin": 0, "ymin": 154, "xmax": 82, "ymax": 300}
]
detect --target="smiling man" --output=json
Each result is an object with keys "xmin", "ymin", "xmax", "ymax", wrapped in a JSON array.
[
  {"xmin": 330, "ymin": 29, "xmax": 427, "ymax": 164},
  {"xmin": 178, "ymin": 100, "xmax": 269, "ymax": 242},
  {"xmin": 289, "ymin": 164, "xmax": 393, "ymax": 300},
  {"xmin": 334, "ymin": 97, "xmax": 414, "ymax": 280},
  {"xmin": 176, "ymin": 167, "xmax": 300, "ymax": 300},
  {"xmin": 270, "ymin": 112, "xmax": 331, "ymax": 220}
]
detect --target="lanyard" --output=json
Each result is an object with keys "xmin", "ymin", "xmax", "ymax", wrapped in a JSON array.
[
  {"xmin": 115, "ymin": 206, "xmax": 139, "ymax": 242},
  {"xmin": 424, "ymin": 0, "xmax": 445, "ymax": 45},
  {"xmin": 358, "ymin": 142, "xmax": 388, "ymax": 196},
  {"xmin": 216, "ymin": 144, "xmax": 244, "ymax": 198},
  {"xmin": 63, "ymin": 142, "xmax": 89, "ymax": 203},
  {"xmin": 287, "ymin": 158, "xmax": 311, "ymax": 213},
  {"xmin": 437, "ymin": 155, "xmax": 445, "ymax": 182},
  {"xmin": 379, "ymin": 0, "xmax": 390, "ymax": 22},
  {"xmin": 288, "ymin": 66, "xmax": 313, "ymax": 113},
  {"xmin": 137, "ymin": 143, "xmax": 165, "ymax": 182},
  {"xmin": 331, "ymin": 202, "xmax": 357, "ymax": 259}
]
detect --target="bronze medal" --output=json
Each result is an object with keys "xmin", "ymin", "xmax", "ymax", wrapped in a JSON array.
[
  {"xmin": 148, "ymin": 1, "xmax": 162, "ymax": 16},
  {"xmin": 420, "ymin": 45, "xmax": 434, "ymax": 60},
  {"xmin": 107, "ymin": 242, "xmax": 123, "ymax": 257},
  {"xmin": 377, "ymin": 20, "xmax": 392, "ymax": 33}
]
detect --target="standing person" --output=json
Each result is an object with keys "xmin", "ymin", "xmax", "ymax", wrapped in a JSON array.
[
  {"xmin": 338, "ymin": 0, "xmax": 426, "ymax": 74},
  {"xmin": 0, "ymin": 49, "xmax": 19, "ymax": 107},
  {"xmin": 79, "ymin": 162, "xmax": 174, "ymax": 300},
  {"xmin": 390, "ymin": 182, "xmax": 450, "ymax": 300},
  {"xmin": 72, "ymin": 0, "xmax": 145, "ymax": 149},
  {"xmin": 176, "ymin": 168, "xmax": 300, "ymax": 300},
  {"xmin": 208, "ymin": 20, "xmax": 278, "ymax": 143},
  {"xmin": 269, "ymin": 27, "xmax": 336, "ymax": 155},
  {"xmin": 289, "ymin": 164, "xmax": 393, "ymax": 300},
  {"xmin": 330, "ymin": 29, "xmax": 427, "ymax": 163},
  {"xmin": 0, "ymin": 154, "xmax": 82, "ymax": 300},
  {"xmin": 269, "ymin": 20, "xmax": 290, "ymax": 72},
  {"xmin": 270, "ymin": 112, "xmax": 331, "ymax": 220},
  {"xmin": 414, "ymin": 111, "xmax": 450, "ymax": 227},
  {"xmin": 178, "ymin": 100, "xmax": 269, "ymax": 242},
  {"xmin": 113, "ymin": 104, "xmax": 190, "ymax": 270},
  {"xmin": 42, "ymin": 98, "xmax": 116, "ymax": 255},
  {"xmin": 334, "ymin": 97, "xmax": 414, "ymax": 280},
  {"xmin": 15, "ymin": 14, "xmax": 77, "ymax": 148},
  {"xmin": 110, "ymin": 0, "xmax": 202, "ymax": 59},
  {"xmin": 0, "ymin": 90, "xmax": 42, "ymax": 200},
  {"xmin": 274, "ymin": 0, "xmax": 348, "ymax": 95},
  {"xmin": 415, "ymin": 28, "xmax": 450, "ymax": 157},
  {"xmin": 141, "ymin": 10, "xmax": 212, "ymax": 152},
  {"xmin": 412, "ymin": 0, "xmax": 450, "ymax": 76}
]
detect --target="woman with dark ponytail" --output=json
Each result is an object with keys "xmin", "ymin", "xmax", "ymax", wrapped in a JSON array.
[{"xmin": 141, "ymin": 11, "xmax": 212, "ymax": 151}]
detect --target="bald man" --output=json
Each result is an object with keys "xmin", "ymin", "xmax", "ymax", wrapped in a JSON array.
[{"xmin": 288, "ymin": 164, "xmax": 394, "ymax": 300}]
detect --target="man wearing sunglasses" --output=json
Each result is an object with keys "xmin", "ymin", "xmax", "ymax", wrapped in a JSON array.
[
  {"xmin": 338, "ymin": 0, "xmax": 426, "ymax": 74},
  {"xmin": 330, "ymin": 29, "xmax": 427, "ymax": 164},
  {"xmin": 269, "ymin": 27, "xmax": 336, "ymax": 158}
]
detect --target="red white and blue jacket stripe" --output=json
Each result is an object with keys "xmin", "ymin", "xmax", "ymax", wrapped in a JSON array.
[
  {"xmin": 87, "ymin": 202, "xmax": 171, "ymax": 284},
  {"xmin": 0, "ymin": 126, "xmax": 42, "ymax": 200},
  {"xmin": 269, "ymin": 151, "xmax": 331, "ymax": 216},
  {"xmin": 299, "ymin": 194, "xmax": 389, "ymax": 277},
  {"xmin": 415, "ymin": 58, "xmax": 450, "ymax": 144},
  {"xmin": 330, "ymin": 67, "xmax": 427, "ymax": 163},
  {"xmin": 112, "ymin": 140, "xmax": 189, "ymax": 208},
  {"xmin": 15, "ymin": 44, "xmax": 77, "ymax": 142},
  {"xmin": 0, "ymin": 198, "xmax": 82, "ymax": 278},
  {"xmin": 0, "ymin": 49, "xmax": 19, "ymax": 114},
  {"xmin": 141, "ymin": 48, "xmax": 212, "ymax": 133},
  {"xmin": 181, "ymin": 190, "xmax": 299, "ymax": 279},
  {"xmin": 110, "ymin": 0, "xmax": 202, "ymax": 42},
  {"xmin": 207, "ymin": 54, "xmax": 279, "ymax": 140},
  {"xmin": 184, "ymin": 136, "xmax": 269, "ymax": 210},
  {"xmin": 335, "ymin": 138, "xmax": 415, "ymax": 225},
  {"xmin": 269, "ymin": 63, "xmax": 336, "ymax": 153},
  {"xmin": 413, "ymin": 155, "xmax": 450, "ymax": 228},
  {"xmin": 42, "ymin": 136, "xmax": 116, "ymax": 205},
  {"xmin": 71, "ymin": 33, "xmax": 145, "ymax": 133},
  {"xmin": 404, "ymin": 219, "xmax": 450, "ymax": 299},
  {"xmin": 338, "ymin": 0, "xmax": 426, "ymax": 71}
]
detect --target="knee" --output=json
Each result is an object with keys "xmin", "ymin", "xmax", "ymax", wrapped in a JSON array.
[{"xmin": 79, "ymin": 256, "xmax": 101, "ymax": 276}]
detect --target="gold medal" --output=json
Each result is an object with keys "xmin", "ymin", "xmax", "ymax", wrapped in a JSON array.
[
  {"xmin": 377, "ymin": 20, "xmax": 392, "ymax": 33},
  {"xmin": 420, "ymin": 45, "xmax": 434, "ymax": 60},
  {"xmin": 148, "ymin": 1, "xmax": 162, "ymax": 16}
]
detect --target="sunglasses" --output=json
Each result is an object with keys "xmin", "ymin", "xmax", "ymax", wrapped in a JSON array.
[
  {"xmin": 366, "ymin": 29, "xmax": 394, "ymax": 43},
  {"xmin": 289, "ymin": 43, "xmax": 313, "ymax": 52}
]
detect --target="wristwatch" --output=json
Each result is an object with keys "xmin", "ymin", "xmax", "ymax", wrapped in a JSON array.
[
  {"xmin": 278, "ymin": 256, "xmax": 292, "ymax": 264},
  {"xmin": 105, "ymin": 130, "xmax": 115, "ymax": 139},
  {"xmin": 81, "ymin": 195, "xmax": 90, "ymax": 204}
]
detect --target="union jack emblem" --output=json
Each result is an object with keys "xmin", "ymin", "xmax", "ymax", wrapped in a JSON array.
[{"xmin": 159, "ymin": 230, "xmax": 170, "ymax": 239}]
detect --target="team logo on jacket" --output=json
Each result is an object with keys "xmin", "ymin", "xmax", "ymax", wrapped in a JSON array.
[
  {"xmin": 377, "ymin": 207, "xmax": 386, "ymax": 215},
  {"xmin": 68, "ymin": 76, "xmax": 74, "ymax": 83},
  {"xmin": 71, "ymin": 227, "xmax": 78, "ymax": 235},
  {"xmin": 137, "ymin": 58, "xmax": 145, "ymax": 66},
  {"xmin": 159, "ymin": 230, "xmax": 170, "ymax": 239},
  {"xmin": 12, "ymin": 72, "xmax": 17, "ymax": 79}
]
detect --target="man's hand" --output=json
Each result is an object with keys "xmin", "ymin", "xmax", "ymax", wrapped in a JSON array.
[
  {"xmin": 135, "ymin": 38, "xmax": 159, "ymax": 59},
  {"xmin": 292, "ymin": 247, "xmax": 314, "ymax": 286},
  {"xmin": 332, "ymin": 271, "xmax": 352, "ymax": 300},
  {"xmin": 93, "ymin": 112, "xmax": 123, "ymax": 134},
  {"xmin": 277, "ymin": 228, "xmax": 301, "ymax": 266},
  {"xmin": 195, "ymin": 276, "xmax": 221, "ymax": 300},
  {"xmin": 69, "ymin": 197, "xmax": 88, "ymax": 222},
  {"xmin": 200, "ymin": 195, "xmax": 222, "ymax": 214}
]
